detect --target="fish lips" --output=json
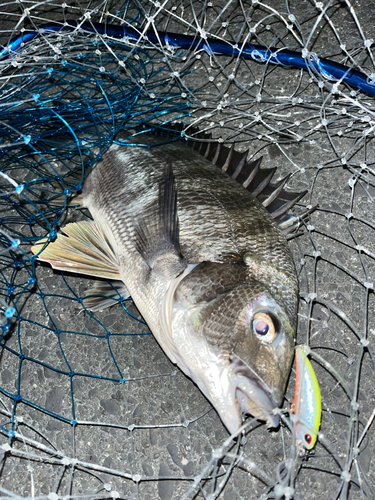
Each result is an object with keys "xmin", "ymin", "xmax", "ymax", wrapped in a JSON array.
[{"xmin": 223, "ymin": 356, "xmax": 280, "ymax": 435}]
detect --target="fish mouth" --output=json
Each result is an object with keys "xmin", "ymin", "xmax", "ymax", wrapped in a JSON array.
[{"xmin": 223, "ymin": 356, "xmax": 280, "ymax": 435}]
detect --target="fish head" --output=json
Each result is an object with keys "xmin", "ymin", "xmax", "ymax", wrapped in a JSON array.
[
  {"xmin": 171, "ymin": 261, "xmax": 297, "ymax": 435},
  {"xmin": 225, "ymin": 289, "xmax": 296, "ymax": 431}
]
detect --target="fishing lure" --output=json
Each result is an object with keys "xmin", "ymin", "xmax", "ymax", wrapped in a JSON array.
[{"xmin": 292, "ymin": 347, "xmax": 322, "ymax": 450}]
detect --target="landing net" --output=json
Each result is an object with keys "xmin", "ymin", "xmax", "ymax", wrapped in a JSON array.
[{"xmin": 0, "ymin": 1, "xmax": 374, "ymax": 499}]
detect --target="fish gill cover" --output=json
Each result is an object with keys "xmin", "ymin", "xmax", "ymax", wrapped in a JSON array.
[{"xmin": 0, "ymin": 0, "xmax": 373, "ymax": 499}]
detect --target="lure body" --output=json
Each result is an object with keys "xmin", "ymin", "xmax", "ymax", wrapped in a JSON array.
[{"xmin": 293, "ymin": 347, "xmax": 321, "ymax": 449}]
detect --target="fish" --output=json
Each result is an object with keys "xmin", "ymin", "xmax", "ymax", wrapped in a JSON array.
[
  {"xmin": 32, "ymin": 124, "xmax": 307, "ymax": 435},
  {"xmin": 292, "ymin": 347, "xmax": 322, "ymax": 449}
]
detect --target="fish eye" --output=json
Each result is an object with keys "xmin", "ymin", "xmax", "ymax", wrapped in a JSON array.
[{"xmin": 252, "ymin": 312, "xmax": 277, "ymax": 343}]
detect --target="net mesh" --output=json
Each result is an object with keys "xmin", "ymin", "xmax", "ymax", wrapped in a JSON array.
[{"xmin": 0, "ymin": 0, "xmax": 374, "ymax": 498}]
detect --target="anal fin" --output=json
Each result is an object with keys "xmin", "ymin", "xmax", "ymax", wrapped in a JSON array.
[
  {"xmin": 31, "ymin": 220, "xmax": 121, "ymax": 280},
  {"xmin": 83, "ymin": 280, "xmax": 130, "ymax": 312}
]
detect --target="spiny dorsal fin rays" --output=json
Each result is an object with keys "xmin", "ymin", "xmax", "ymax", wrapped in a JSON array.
[
  {"xmin": 31, "ymin": 221, "xmax": 121, "ymax": 280},
  {"xmin": 221, "ymin": 143, "xmax": 235, "ymax": 172},
  {"xmin": 281, "ymin": 205, "xmax": 318, "ymax": 238},
  {"xmin": 203, "ymin": 139, "xmax": 305, "ymax": 218},
  {"xmin": 211, "ymin": 142, "xmax": 222, "ymax": 165},
  {"xmin": 270, "ymin": 190, "xmax": 308, "ymax": 221},
  {"xmin": 231, "ymin": 150, "xmax": 248, "ymax": 180},
  {"xmin": 134, "ymin": 163, "xmax": 183, "ymax": 268},
  {"xmin": 242, "ymin": 157, "xmax": 262, "ymax": 188},
  {"xmin": 261, "ymin": 174, "xmax": 293, "ymax": 208},
  {"xmin": 149, "ymin": 123, "xmax": 307, "ymax": 221},
  {"xmin": 138, "ymin": 122, "xmax": 310, "ymax": 234},
  {"xmin": 206, "ymin": 140, "xmax": 309, "ymax": 233},
  {"xmin": 250, "ymin": 167, "xmax": 277, "ymax": 198},
  {"xmin": 203, "ymin": 140, "xmax": 213, "ymax": 158}
]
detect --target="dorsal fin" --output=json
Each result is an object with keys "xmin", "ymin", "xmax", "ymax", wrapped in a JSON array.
[{"xmin": 147, "ymin": 123, "xmax": 308, "ymax": 234}]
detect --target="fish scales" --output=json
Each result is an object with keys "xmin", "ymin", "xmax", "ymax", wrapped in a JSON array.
[
  {"xmin": 84, "ymin": 140, "xmax": 297, "ymax": 309},
  {"xmin": 33, "ymin": 131, "xmax": 300, "ymax": 435}
]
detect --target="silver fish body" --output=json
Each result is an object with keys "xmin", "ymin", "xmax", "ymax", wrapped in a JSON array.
[{"xmin": 34, "ymin": 133, "xmax": 299, "ymax": 435}]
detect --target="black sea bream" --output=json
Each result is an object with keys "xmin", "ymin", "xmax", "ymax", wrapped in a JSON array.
[{"xmin": 32, "ymin": 127, "xmax": 306, "ymax": 435}]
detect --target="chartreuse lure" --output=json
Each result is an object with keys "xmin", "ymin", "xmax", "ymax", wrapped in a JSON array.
[{"xmin": 293, "ymin": 347, "xmax": 322, "ymax": 450}]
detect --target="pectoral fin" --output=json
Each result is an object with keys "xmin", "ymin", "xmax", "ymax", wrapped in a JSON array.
[
  {"xmin": 31, "ymin": 221, "xmax": 121, "ymax": 280},
  {"xmin": 131, "ymin": 163, "xmax": 188, "ymax": 366},
  {"xmin": 134, "ymin": 163, "xmax": 184, "ymax": 269}
]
